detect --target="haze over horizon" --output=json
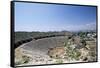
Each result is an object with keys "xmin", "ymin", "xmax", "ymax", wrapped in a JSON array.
[{"xmin": 15, "ymin": 2, "xmax": 97, "ymax": 32}]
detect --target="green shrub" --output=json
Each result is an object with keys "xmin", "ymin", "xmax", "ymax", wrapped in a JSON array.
[{"xmin": 63, "ymin": 40, "xmax": 81, "ymax": 60}]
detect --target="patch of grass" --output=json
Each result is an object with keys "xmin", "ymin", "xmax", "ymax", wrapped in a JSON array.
[
  {"xmin": 22, "ymin": 55, "xmax": 30, "ymax": 64},
  {"xmin": 55, "ymin": 59, "xmax": 63, "ymax": 64},
  {"xmin": 67, "ymin": 48, "xmax": 81, "ymax": 60},
  {"xmin": 72, "ymin": 50, "xmax": 81, "ymax": 60},
  {"xmin": 15, "ymin": 55, "xmax": 31, "ymax": 65}
]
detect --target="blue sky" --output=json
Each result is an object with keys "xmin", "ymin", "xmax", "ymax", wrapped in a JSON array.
[{"xmin": 15, "ymin": 2, "xmax": 97, "ymax": 32}]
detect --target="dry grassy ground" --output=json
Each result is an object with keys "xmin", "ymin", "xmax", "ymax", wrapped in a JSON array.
[{"xmin": 15, "ymin": 35, "xmax": 97, "ymax": 66}]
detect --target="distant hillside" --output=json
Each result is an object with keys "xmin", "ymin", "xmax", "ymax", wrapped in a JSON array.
[{"xmin": 15, "ymin": 31, "xmax": 72, "ymax": 43}]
